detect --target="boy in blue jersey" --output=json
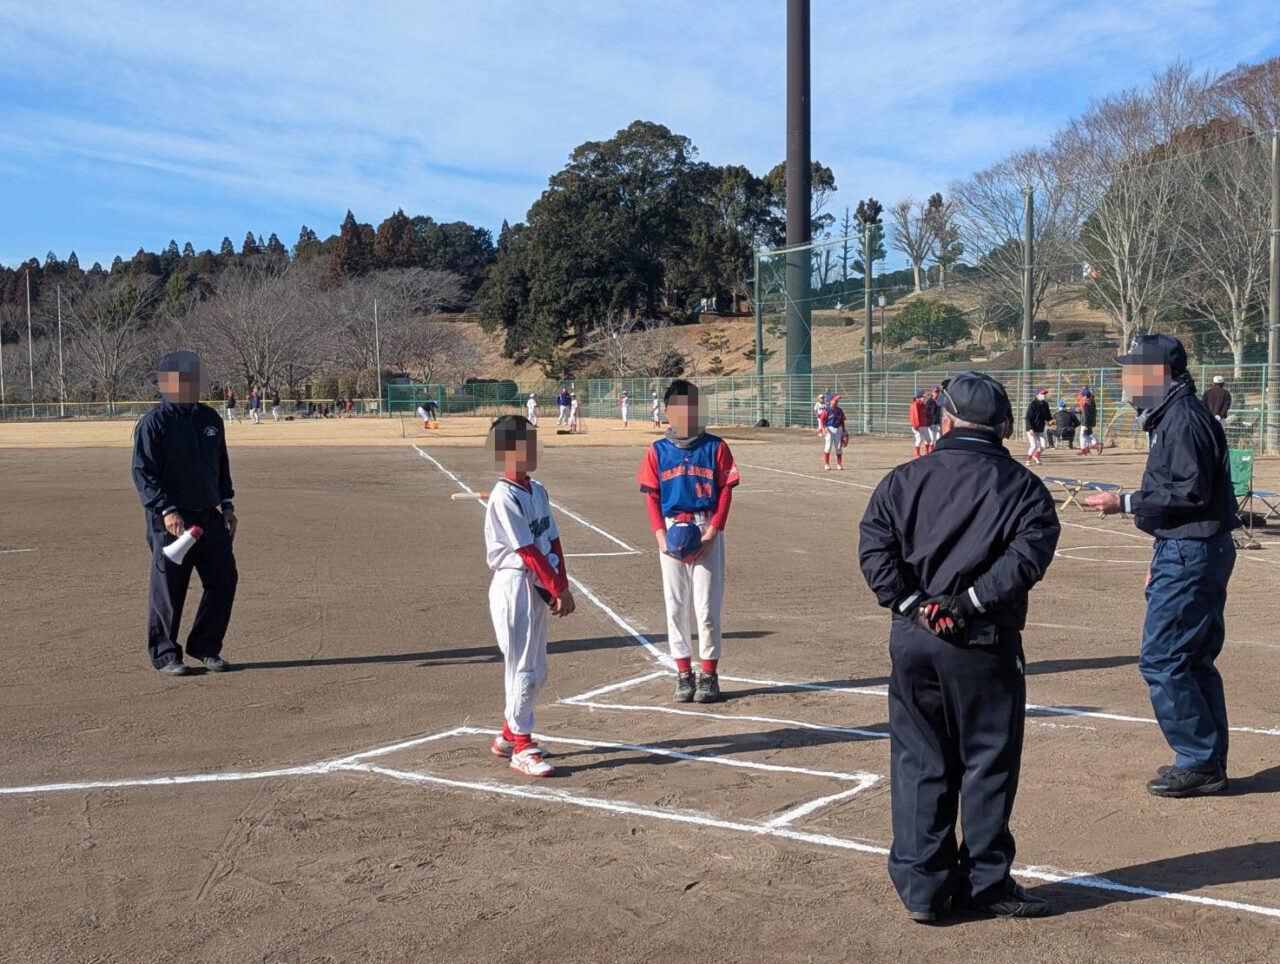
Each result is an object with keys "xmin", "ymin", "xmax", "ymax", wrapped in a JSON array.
[{"xmin": 637, "ymin": 380, "xmax": 740, "ymax": 703}]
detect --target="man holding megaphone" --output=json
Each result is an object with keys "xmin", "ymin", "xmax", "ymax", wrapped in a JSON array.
[{"xmin": 132, "ymin": 350, "xmax": 239, "ymax": 676}]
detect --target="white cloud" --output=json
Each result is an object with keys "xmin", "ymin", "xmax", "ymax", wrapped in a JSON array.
[{"xmin": 0, "ymin": 0, "xmax": 1277, "ymax": 265}]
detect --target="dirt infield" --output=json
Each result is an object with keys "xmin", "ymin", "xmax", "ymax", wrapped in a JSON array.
[{"xmin": 2, "ymin": 431, "xmax": 1279, "ymax": 962}]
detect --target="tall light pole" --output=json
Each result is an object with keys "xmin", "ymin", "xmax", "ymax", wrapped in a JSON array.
[
  {"xmin": 56, "ymin": 285, "xmax": 65, "ymax": 418},
  {"xmin": 373, "ymin": 296, "xmax": 383, "ymax": 416},
  {"xmin": 1021, "ymin": 186, "xmax": 1035, "ymax": 373},
  {"xmin": 26, "ymin": 268, "xmax": 35, "ymax": 417},
  {"xmin": 784, "ymin": 0, "xmax": 811, "ymax": 425}
]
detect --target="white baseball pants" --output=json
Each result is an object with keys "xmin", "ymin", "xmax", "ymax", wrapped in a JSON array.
[
  {"xmin": 488, "ymin": 569, "xmax": 549, "ymax": 735},
  {"xmin": 659, "ymin": 532, "xmax": 725, "ymax": 661},
  {"xmin": 1026, "ymin": 431, "xmax": 1046, "ymax": 456}
]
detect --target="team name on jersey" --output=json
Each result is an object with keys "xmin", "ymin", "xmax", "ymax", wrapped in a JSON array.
[
  {"xmin": 530, "ymin": 514, "xmax": 551, "ymax": 537},
  {"xmin": 659, "ymin": 463, "xmax": 715, "ymax": 482}
]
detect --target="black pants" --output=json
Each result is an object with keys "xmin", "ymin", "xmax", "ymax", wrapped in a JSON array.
[
  {"xmin": 145, "ymin": 508, "xmax": 238, "ymax": 668},
  {"xmin": 887, "ymin": 617, "xmax": 1026, "ymax": 913}
]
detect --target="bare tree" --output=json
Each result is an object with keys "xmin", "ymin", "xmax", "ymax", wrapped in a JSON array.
[
  {"xmin": 586, "ymin": 314, "xmax": 677, "ymax": 378},
  {"xmin": 1170, "ymin": 133, "xmax": 1272, "ymax": 376},
  {"xmin": 888, "ymin": 197, "xmax": 935, "ymax": 293},
  {"xmin": 922, "ymin": 193, "xmax": 962, "ymax": 290},
  {"xmin": 1053, "ymin": 63, "xmax": 1215, "ymax": 346},
  {"xmin": 950, "ymin": 149, "xmax": 1069, "ymax": 327},
  {"xmin": 61, "ymin": 278, "xmax": 160, "ymax": 411},
  {"xmin": 1212, "ymin": 55, "xmax": 1280, "ymax": 130}
]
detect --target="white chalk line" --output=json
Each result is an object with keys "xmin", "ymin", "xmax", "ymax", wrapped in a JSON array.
[
  {"xmin": 763, "ymin": 785, "xmax": 878, "ymax": 828},
  {"xmin": 549, "ymin": 500, "xmax": 638, "ymax": 552},
  {"xmin": 348, "ymin": 760, "xmax": 1280, "ymax": 920},
  {"xmin": 0, "ymin": 548, "xmax": 37, "ymax": 554},
  {"xmin": 0, "ymin": 726, "xmax": 472, "ymax": 796},
  {"xmin": 738, "ymin": 462, "xmax": 876, "ymax": 490},
  {"xmin": 566, "ymin": 551, "xmax": 641, "ymax": 558},
  {"xmin": 566, "ymin": 698, "xmax": 889, "ymax": 740},
  {"xmin": 1055, "ymin": 544, "xmax": 1150, "ymax": 565},
  {"xmin": 561, "ymin": 670, "xmax": 669, "ymax": 703},
  {"xmin": 412, "ymin": 444, "xmax": 668, "ymax": 667},
  {"xmin": 460, "ymin": 726, "xmax": 881, "ymax": 785}
]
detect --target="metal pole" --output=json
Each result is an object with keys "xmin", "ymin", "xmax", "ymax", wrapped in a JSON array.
[
  {"xmin": 1022, "ymin": 186, "xmax": 1035, "ymax": 373},
  {"xmin": 784, "ymin": 0, "xmax": 811, "ymax": 387},
  {"xmin": 1266, "ymin": 130, "xmax": 1280, "ymax": 454},
  {"xmin": 373, "ymin": 297, "xmax": 383, "ymax": 417},
  {"xmin": 863, "ymin": 222, "xmax": 874, "ymax": 434},
  {"xmin": 754, "ymin": 253, "xmax": 764, "ymax": 423},
  {"xmin": 26, "ymin": 269, "xmax": 35, "ymax": 417},
  {"xmin": 56, "ymin": 285, "xmax": 65, "ymax": 418}
]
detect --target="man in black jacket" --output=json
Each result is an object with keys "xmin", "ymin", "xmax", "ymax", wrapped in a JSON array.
[
  {"xmin": 1053, "ymin": 402, "xmax": 1079, "ymax": 446},
  {"xmin": 1202, "ymin": 375, "xmax": 1231, "ymax": 423},
  {"xmin": 859, "ymin": 372, "xmax": 1060, "ymax": 922},
  {"xmin": 132, "ymin": 351, "xmax": 239, "ymax": 676},
  {"xmin": 1087, "ymin": 334, "xmax": 1238, "ymax": 797}
]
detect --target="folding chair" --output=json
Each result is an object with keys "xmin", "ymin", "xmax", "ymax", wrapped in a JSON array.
[
  {"xmin": 1252, "ymin": 489, "xmax": 1280, "ymax": 526},
  {"xmin": 1228, "ymin": 448, "xmax": 1255, "ymax": 536},
  {"xmin": 1043, "ymin": 476, "xmax": 1084, "ymax": 510}
]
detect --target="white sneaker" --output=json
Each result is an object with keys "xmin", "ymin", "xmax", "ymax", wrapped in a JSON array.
[
  {"xmin": 491, "ymin": 735, "xmax": 514, "ymax": 758},
  {"xmin": 837, "ymin": 464, "xmax": 845, "ymax": 471},
  {"xmin": 823, "ymin": 464, "xmax": 831, "ymax": 471},
  {"xmin": 510, "ymin": 746, "xmax": 555, "ymax": 777}
]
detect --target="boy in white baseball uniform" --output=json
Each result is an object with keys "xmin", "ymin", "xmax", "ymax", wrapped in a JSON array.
[
  {"xmin": 484, "ymin": 415, "xmax": 576, "ymax": 777},
  {"xmin": 637, "ymin": 380, "xmax": 740, "ymax": 704},
  {"xmin": 525, "ymin": 393, "xmax": 538, "ymax": 426},
  {"xmin": 651, "ymin": 391, "xmax": 661, "ymax": 427},
  {"xmin": 568, "ymin": 393, "xmax": 580, "ymax": 432},
  {"xmin": 619, "ymin": 391, "xmax": 630, "ymax": 426}
]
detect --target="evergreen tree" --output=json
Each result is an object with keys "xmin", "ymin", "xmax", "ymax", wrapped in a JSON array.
[
  {"xmin": 182, "ymin": 241, "xmax": 196, "ymax": 259},
  {"xmin": 293, "ymin": 225, "xmax": 322, "ymax": 262},
  {"xmin": 241, "ymin": 231, "xmax": 259, "ymax": 256},
  {"xmin": 265, "ymin": 232, "xmax": 288, "ymax": 259},
  {"xmin": 67, "ymin": 251, "xmax": 81, "ymax": 272},
  {"xmin": 219, "ymin": 237, "xmax": 236, "ymax": 257},
  {"xmin": 327, "ymin": 210, "xmax": 372, "ymax": 284}
]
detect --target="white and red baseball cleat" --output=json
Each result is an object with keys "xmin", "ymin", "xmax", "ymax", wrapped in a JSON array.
[
  {"xmin": 491, "ymin": 735, "xmax": 514, "ymax": 758},
  {"xmin": 510, "ymin": 746, "xmax": 555, "ymax": 777}
]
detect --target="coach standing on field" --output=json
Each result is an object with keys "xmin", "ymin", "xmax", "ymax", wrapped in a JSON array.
[
  {"xmin": 1086, "ymin": 334, "xmax": 1238, "ymax": 797},
  {"xmin": 132, "ymin": 350, "xmax": 239, "ymax": 676},
  {"xmin": 859, "ymin": 372, "xmax": 1060, "ymax": 923}
]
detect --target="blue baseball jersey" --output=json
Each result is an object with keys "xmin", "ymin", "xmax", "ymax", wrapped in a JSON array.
[{"xmin": 637, "ymin": 435, "xmax": 740, "ymax": 518}]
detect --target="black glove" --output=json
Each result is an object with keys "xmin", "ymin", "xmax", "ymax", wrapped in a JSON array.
[{"xmin": 916, "ymin": 592, "xmax": 976, "ymax": 637}]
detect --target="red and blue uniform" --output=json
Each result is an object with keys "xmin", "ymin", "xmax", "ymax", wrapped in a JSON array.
[{"xmin": 637, "ymin": 435, "xmax": 739, "ymax": 531}]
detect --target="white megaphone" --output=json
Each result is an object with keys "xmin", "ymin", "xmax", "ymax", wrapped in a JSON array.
[{"xmin": 163, "ymin": 525, "xmax": 204, "ymax": 564}]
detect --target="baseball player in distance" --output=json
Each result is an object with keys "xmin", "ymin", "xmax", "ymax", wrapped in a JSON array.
[
  {"xmin": 817, "ymin": 393, "xmax": 848, "ymax": 470},
  {"xmin": 1024, "ymin": 388, "xmax": 1051, "ymax": 465},
  {"xmin": 484, "ymin": 415, "xmax": 577, "ymax": 777},
  {"xmin": 619, "ymin": 391, "xmax": 630, "ymax": 426},
  {"xmin": 651, "ymin": 391, "xmax": 662, "ymax": 427},
  {"xmin": 909, "ymin": 391, "xmax": 931, "ymax": 457},
  {"xmin": 525, "ymin": 392, "xmax": 539, "ymax": 426},
  {"xmin": 637, "ymin": 379, "xmax": 740, "ymax": 703}
]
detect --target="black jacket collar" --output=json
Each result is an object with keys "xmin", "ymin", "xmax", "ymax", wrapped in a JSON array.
[{"xmin": 933, "ymin": 430, "xmax": 1009, "ymax": 456}]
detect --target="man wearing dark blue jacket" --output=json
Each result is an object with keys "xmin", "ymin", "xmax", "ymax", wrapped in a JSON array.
[
  {"xmin": 132, "ymin": 351, "xmax": 239, "ymax": 676},
  {"xmin": 1086, "ymin": 334, "xmax": 1238, "ymax": 797},
  {"xmin": 859, "ymin": 372, "xmax": 1060, "ymax": 922}
]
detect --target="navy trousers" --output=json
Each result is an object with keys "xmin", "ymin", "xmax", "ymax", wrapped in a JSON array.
[
  {"xmin": 887, "ymin": 617, "xmax": 1026, "ymax": 914},
  {"xmin": 1140, "ymin": 532, "xmax": 1235, "ymax": 772},
  {"xmin": 145, "ymin": 508, "xmax": 238, "ymax": 668}
]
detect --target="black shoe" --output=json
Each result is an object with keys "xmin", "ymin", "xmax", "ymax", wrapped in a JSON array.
[
  {"xmin": 1147, "ymin": 766, "xmax": 1227, "ymax": 798},
  {"xmin": 693, "ymin": 672, "xmax": 722, "ymax": 703},
  {"xmin": 961, "ymin": 884, "xmax": 1050, "ymax": 918},
  {"xmin": 201, "ymin": 656, "xmax": 231, "ymax": 673},
  {"xmin": 157, "ymin": 660, "xmax": 194, "ymax": 677},
  {"xmin": 674, "ymin": 671, "xmax": 697, "ymax": 703},
  {"xmin": 907, "ymin": 895, "xmax": 952, "ymax": 924}
]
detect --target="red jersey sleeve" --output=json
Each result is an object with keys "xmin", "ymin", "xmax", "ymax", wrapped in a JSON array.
[
  {"xmin": 636, "ymin": 445, "xmax": 660, "ymax": 493},
  {"xmin": 714, "ymin": 441, "xmax": 740, "ymax": 490}
]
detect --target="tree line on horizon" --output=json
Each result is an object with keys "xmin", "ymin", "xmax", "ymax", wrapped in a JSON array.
[{"xmin": 1, "ymin": 55, "xmax": 1277, "ymax": 405}]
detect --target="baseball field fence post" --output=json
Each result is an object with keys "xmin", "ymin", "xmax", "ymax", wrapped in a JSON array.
[{"xmin": 1266, "ymin": 128, "xmax": 1279, "ymax": 454}]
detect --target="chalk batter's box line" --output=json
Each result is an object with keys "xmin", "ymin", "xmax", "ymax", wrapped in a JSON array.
[
  {"xmin": 5, "ymin": 726, "xmax": 1280, "ymax": 922},
  {"xmin": 343, "ymin": 749, "xmax": 1280, "ymax": 922},
  {"xmin": 560, "ymin": 670, "xmax": 1280, "ymax": 739}
]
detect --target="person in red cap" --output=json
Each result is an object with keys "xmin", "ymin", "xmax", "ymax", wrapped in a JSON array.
[
  {"xmin": 818, "ymin": 393, "xmax": 848, "ymax": 470},
  {"xmin": 909, "ymin": 391, "xmax": 931, "ymax": 458}
]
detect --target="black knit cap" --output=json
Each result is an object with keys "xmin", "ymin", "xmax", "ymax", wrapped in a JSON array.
[
  {"xmin": 939, "ymin": 371, "xmax": 1013, "ymax": 430},
  {"xmin": 158, "ymin": 349, "xmax": 201, "ymax": 373}
]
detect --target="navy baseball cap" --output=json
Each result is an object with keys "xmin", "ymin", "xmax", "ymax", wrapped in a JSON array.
[
  {"xmin": 1115, "ymin": 333, "xmax": 1187, "ymax": 373},
  {"xmin": 665, "ymin": 521, "xmax": 703, "ymax": 561},
  {"xmin": 939, "ymin": 372, "xmax": 1013, "ymax": 430},
  {"xmin": 159, "ymin": 350, "xmax": 201, "ymax": 373}
]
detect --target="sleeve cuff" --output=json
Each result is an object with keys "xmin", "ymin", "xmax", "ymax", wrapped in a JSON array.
[
  {"xmin": 967, "ymin": 586, "xmax": 986, "ymax": 613},
  {"xmin": 161, "ymin": 505, "xmax": 177, "ymax": 516},
  {"xmin": 221, "ymin": 500, "xmax": 235, "ymax": 510},
  {"xmin": 1122, "ymin": 491, "xmax": 1133, "ymax": 514},
  {"xmin": 896, "ymin": 591, "xmax": 921, "ymax": 614}
]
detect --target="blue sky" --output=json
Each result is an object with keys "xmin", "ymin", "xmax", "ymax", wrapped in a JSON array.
[{"xmin": 2, "ymin": 0, "xmax": 1278, "ymax": 269}]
